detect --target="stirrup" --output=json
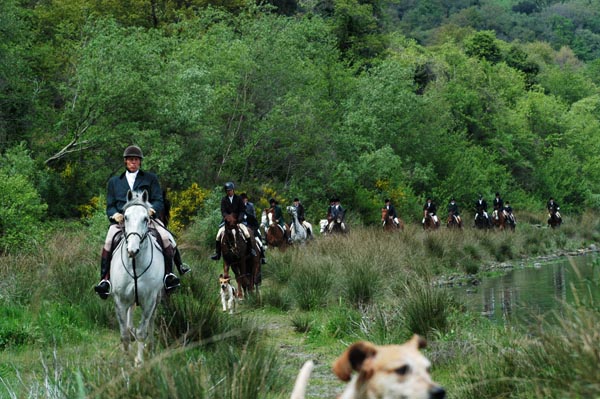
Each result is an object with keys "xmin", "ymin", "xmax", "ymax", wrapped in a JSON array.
[
  {"xmin": 211, "ymin": 253, "xmax": 221, "ymax": 261},
  {"xmin": 94, "ymin": 279, "xmax": 111, "ymax": 299},
  {"xmin": 164, "ymin": 273, "xmax": 180, "ymax": 290}
]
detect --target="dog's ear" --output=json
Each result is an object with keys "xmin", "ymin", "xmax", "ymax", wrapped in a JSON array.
[
  {"xmin": 333, "ymin": 341, "xmax": 378, "ymax": 382},
  {"xmin": 410, "ymin": 334, "xmax": 427, "ymax": 350},
  {"xmin": 219, "ymin": 273, "xmax": 224, "ymax": 278}
]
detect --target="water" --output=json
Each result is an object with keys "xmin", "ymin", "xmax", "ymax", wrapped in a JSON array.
[{"xmin": 451, "ymin": 254, "xmax": 600, "ymax": 325}]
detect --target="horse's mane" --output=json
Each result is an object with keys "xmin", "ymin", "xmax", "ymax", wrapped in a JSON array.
[{"xmin": 123, "ymin": 191, "xmax": 151, "ymax": 212}]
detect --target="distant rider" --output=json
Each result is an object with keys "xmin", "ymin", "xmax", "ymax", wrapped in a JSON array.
[
  {"xmin": 240, "ymin": 193, "xmax": 266, "ymax": 264},
  {"xmin": 475, "ymin": 194, "xmax": 491, "ymax": 225},
  {"xmin": 547, "ymin": 197, "xmax": 562, "ymax": 222},
  {"xmin": 383, "ymin": 199, "xmax": 401, "ymax": 227},
  {"xmin": 292, "ymin": 198, "xmax": 313, "ymax": 238},
  {"xmin": 210, "ymin": 182, "xmax": 257, "ymax": 261},
  {"xmin": 422, "ymin": 197, "xmax": 439, "ymax": 227},
  {"xmin": 447, "ymin": 197, "xmax": 462, "ymax": 225}
]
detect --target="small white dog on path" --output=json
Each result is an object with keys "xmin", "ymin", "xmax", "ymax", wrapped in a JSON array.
[{"xmin": 219, "ymin": 273, "xmax": 237, "ymax": 314}]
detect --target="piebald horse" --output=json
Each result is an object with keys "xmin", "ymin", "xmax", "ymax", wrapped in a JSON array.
[
  {"xmin": 110, "ymin": 190, "xmax": 164, "ymax": 366},
  {"xmin": 262, "ymin": 208, "xmax": 289, "ymax": 250}
]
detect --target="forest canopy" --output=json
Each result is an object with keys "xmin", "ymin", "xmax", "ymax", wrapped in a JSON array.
[{"xmin": 1, "ymin": 0, "xmax": 599, "ymax": 242}]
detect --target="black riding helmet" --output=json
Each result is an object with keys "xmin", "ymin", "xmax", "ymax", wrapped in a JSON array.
[
  {"xmin": 123, "ymin": 145, "xmax": 144, "ymax": 159},
  {"xmin": 224, "ymin": 182, "xmax": 235, "ymax": 191}
]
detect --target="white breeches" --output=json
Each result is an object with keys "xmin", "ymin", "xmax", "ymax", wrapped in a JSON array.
[{"xmin": 216, "ymin": 223, "xmax": 251, "ymax": 241}]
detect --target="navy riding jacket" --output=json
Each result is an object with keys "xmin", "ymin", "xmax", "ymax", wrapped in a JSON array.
[{"xmin": 106, "ymin": 170, "xmax": 164, "ymax": 223}]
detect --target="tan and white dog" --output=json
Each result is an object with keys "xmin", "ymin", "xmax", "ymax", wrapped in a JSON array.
[
  {"xmin": 291, "ymin": 335, "xmax": 445, "ymax": 399},
  {"xmin": 219, "ymin": 274, "xmax": 237, "ymax": 314}
]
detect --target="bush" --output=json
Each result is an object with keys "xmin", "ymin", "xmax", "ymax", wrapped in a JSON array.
[
  {"xmin": 399, "ymin": 279, "xmax": 456, "ymax": 338},
  {"xmin": 0, "ymin": 171, "xmax": 47, "ymax": 253},
  {"xmin": 289, "ymin": 264, "xmax": 332, "ymax": 311}
]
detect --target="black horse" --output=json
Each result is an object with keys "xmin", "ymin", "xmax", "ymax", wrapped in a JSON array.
[
  {"xmin": 474, "ymin": 209, "xmax": 491, "ymax": 229},
  {"xmin": 548, "ymin": 210, "xmax": 562, "ymax": 229}
]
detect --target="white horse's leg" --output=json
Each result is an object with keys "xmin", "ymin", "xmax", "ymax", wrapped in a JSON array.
[
  {"xmin": 114, "ymin": 300, "xmax": 131, "ymax": 352},
  {"xmin": 134, "ymin": 294, "xmax": 159, "ymax": 366}
]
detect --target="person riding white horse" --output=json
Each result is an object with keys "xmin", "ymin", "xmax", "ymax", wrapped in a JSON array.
[
  {"xmin": 94, "ymin": 145, "xmax": 189, "ymax": 299},
  {"xmin": 292, "ymin": 198, "xmax": 313, "ymax": 238},
  {"xmin": 210, "ymin": 182, "xmax": 257, "ymax": 261},
  {"xmin": 111, "ymin": 190, "xmax": 164, "ymax": 366}
]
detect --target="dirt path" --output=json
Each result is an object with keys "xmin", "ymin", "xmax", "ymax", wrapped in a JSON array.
[{"xmin": 250, "ymin": 310, "xmax": 343, "ymax": 398}]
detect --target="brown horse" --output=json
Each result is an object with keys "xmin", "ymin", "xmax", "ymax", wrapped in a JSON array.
[
  {"xmin": 220, "ymin": 214, "xmax": 261, "ymax": 298},
  {"xmin": 492, "ymin": 210, "xmax": 507, "ymax": 230},
  {"xmin": 264, "ymin": 207, "xmax": 289, "ymax": 250},
  {"xmin": 422, "ymin": 211, "xmax": 439, "ymax": 230},
  {"xmin": 381, "ymin": 208, "xmax": 403, "ymax": 231},
  {"xmin": 446, "ymin": 211, "xmax": 462, "ymax": 229}
]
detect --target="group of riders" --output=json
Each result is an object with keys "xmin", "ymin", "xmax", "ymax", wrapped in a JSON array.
[
  {"xmin": 403, "ymin": 192, "xmax": 560, "ymax": 230},
  {"xmin": 94, "ymin": 145, "xmax": 564, "ymax": 300},
  {"xmin": 421, "ymin": 192, "xmax": 518, "ymax": 229}
]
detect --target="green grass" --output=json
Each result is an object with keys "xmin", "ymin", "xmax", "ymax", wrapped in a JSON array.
[{"xmin": 1, "ymin": 213, "xmax": 600, "ymax": 398}]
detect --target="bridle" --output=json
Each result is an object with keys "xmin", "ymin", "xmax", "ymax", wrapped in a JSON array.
[{"xmin": 121, "ymin": 203, "xmax": 155, "ymax": 305}]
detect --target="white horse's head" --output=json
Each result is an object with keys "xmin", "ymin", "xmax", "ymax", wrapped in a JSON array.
[
  {"xmin": 286, "ymin": 206, "xmax": 297, "ymax": 218},
  {"xmin": 123, "ymin": 190, "xmax": 151, "ymax": 258}
]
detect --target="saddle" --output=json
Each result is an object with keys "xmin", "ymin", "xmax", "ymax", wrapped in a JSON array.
[{"xmin": 110, "ymin": 226, "xmax": 163, "ymax": 256}]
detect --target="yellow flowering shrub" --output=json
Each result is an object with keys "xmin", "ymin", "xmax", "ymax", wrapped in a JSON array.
[{"xmin": 167, "ymin": 183, "xmax": 210, "ymax": 233}]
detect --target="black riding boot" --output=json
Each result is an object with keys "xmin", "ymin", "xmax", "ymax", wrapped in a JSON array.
[
  {"xmin": 260, "ymin": 247, "xmax": 267, "ymax": 264},
  {"xmin": 164, "ymin": 246, "xmax": 181, "ymax": 291},
  {"xmin": 211, "ymin": 240, "xmax": 221, "ymax": 260},
  {"xmin": 94, "ymin": 250, "xmax": 112, "ymax": 299},
  {"xmin": 246, "ymin": 238, "xmax": 257, "ymax": 257},
  {"xmin": 174, "ymin": 247, "xmax": 191, "ymax": 275}
]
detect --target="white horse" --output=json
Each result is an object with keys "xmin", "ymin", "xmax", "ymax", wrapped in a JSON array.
[
  {"xmin": 111, "ymin": 190, "xmax": 164, "ymax": 366},
  {"xmin": 286, "ymin": 206, "xmax": 307, "ymax": 243}
]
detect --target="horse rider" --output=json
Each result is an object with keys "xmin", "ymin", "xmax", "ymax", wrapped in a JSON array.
[
  {"xmin": 422, "ymin": 197, "xmax": 439, "ymax": 226},
  {"xmin": 211, "ymin": 182, "xmax": 258, "ymax": 261},
  {"xmin": 547, "ymin": 197, "xmax": 562, "ymax": 221},
  {"xmin": 504, "ymin": 201, "xmax": 516, "ymax": 225},
  {"xmin": 383, "ymin": 199, "xmax": 401, "ymax": 227},
  {"xmin": 94, "ymin": 145, "xmax": 188, "ymax": 299},
  {"xmin": 320, "ymin": 198, "xmax": 336, "ymax": 234},
  {"xmin": 292, "ymin": 197, "xmax": 313, "ymax": 238},
  {"xmin": 329, "ymin": 198, "xmax": 347, "ymax": 231},
  {"xmin": 475, "ymin": 194, "xmax": 491, "ymax": 225},
  {"xmin": 492, "ymin": 192, "xmax": 505, "ymax": 221},
  {"xmin": 240, "ymin": 193, "xmax": 266, "ymax": 264},
  {"xmin": 326, "ymin": 198, "xmax": 335, "ymax": 220},
  {"xmin": 269, "ymin": 198, "xmax": 291, "ymax": 243},
  {"xmin": 447, "ymin": 197, "xmax": 462, "ymax": 225}
]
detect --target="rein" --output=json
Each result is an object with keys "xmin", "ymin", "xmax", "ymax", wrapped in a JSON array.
[{"xmin": 121, "ymin": 204, "xmax": 156, "ymax": 306}]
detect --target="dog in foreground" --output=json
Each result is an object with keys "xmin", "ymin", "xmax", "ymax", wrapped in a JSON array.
[
  {"xmin": 219, "ymin": 274, "xmax": 237, "ymax": 314},
  {"xmin": 291, "ymin": 335, "xmax": 445, "ymax": 399}
]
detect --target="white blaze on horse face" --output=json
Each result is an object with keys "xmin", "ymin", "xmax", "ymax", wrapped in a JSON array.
[{"xmin": 267, "ymin": 210, "xmax": 274, "ymax": 225}]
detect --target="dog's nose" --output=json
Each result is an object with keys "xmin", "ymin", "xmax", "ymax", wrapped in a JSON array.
[{"xmin": 429, "ymin": 386, "xmax": 445, "ymax": 399}]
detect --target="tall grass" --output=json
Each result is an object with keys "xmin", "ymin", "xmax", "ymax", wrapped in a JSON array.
[{"xmin": 2, "ymin": 213, "xmax": 600, "ymax": 398}]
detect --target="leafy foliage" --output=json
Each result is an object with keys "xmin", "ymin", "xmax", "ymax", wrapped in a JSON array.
[{"xmin": 0, "ymin": 145, "xmax": 48, "ymax": 253}]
